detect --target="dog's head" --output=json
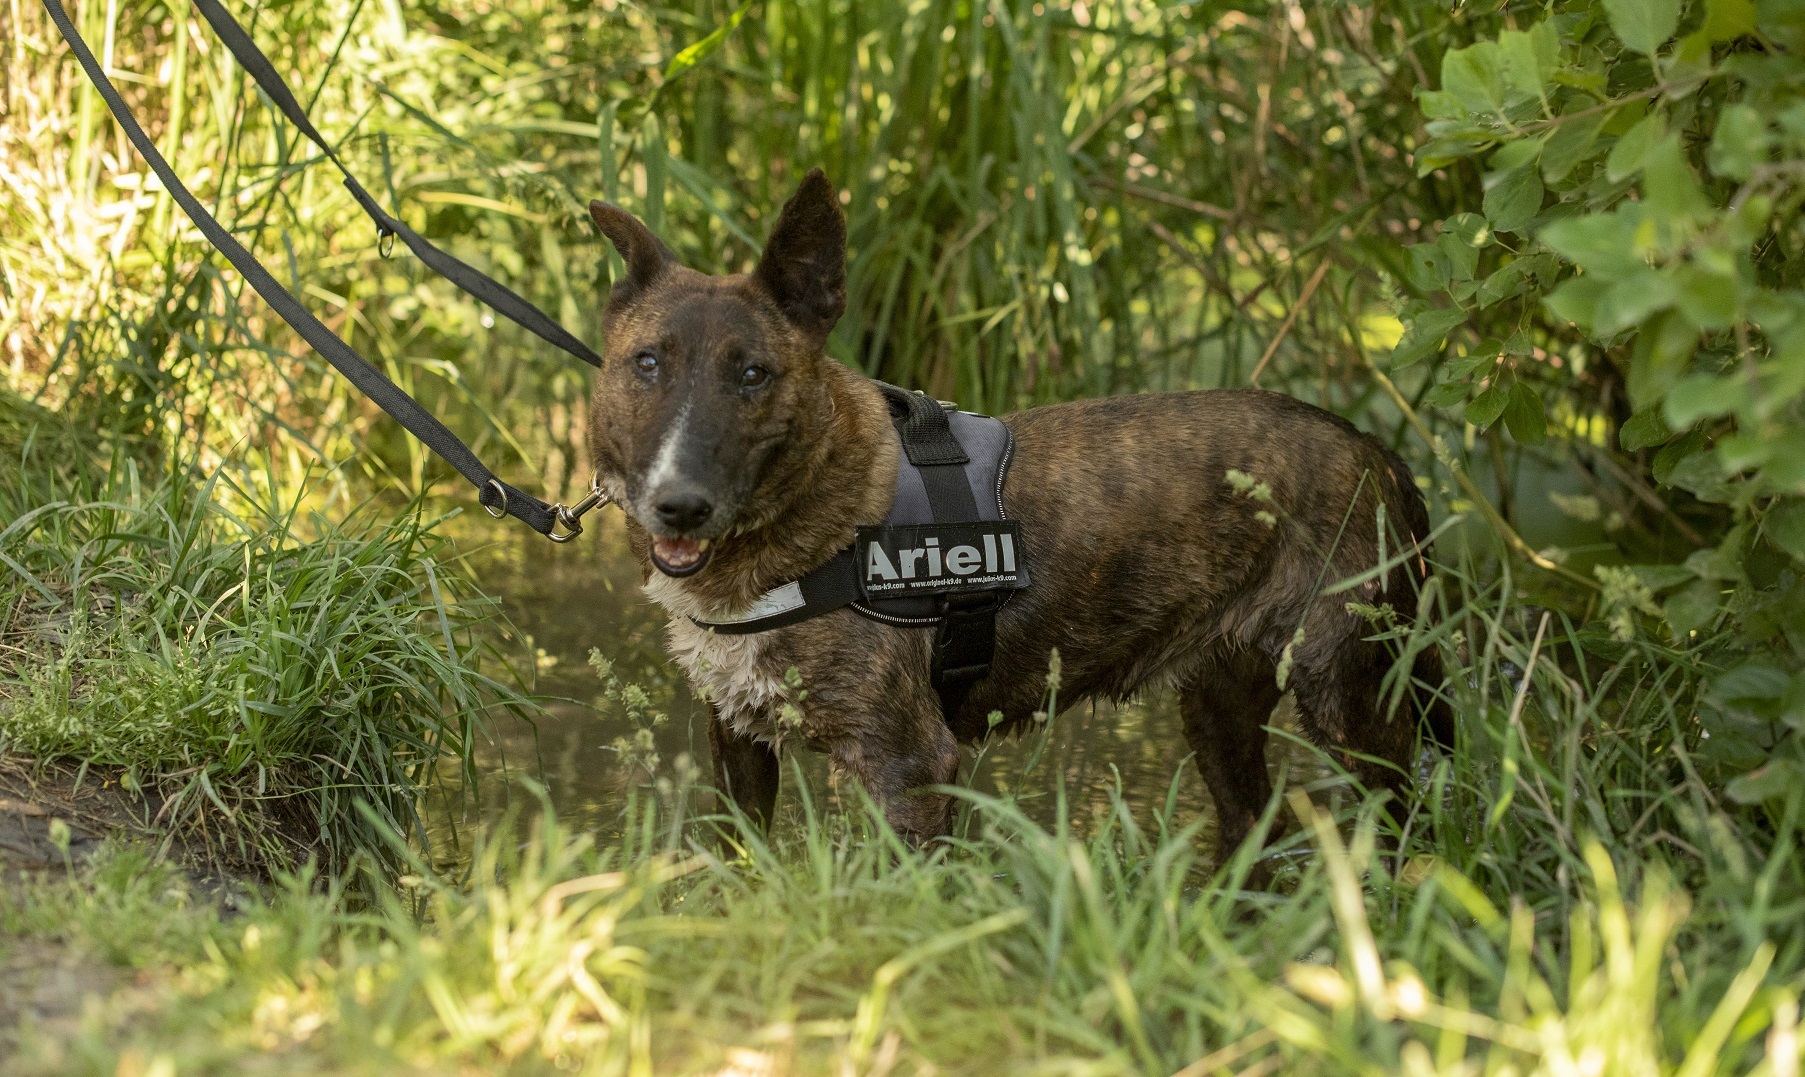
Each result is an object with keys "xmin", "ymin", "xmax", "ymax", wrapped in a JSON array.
[{"xmin": 586, "ymin": 169, "xmax": 847, "ymax": 578}]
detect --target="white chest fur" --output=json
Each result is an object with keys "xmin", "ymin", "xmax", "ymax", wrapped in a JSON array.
[{"xmin": 643, "ymin": 574, "xmax": 788, "ymax": 740}]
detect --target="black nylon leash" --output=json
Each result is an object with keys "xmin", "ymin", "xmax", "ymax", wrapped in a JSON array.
[
  {"xmin": 188, "ymin": 0, "xmax": 605, "ymax": 370},
  {"xmin": 44, "ymin": 0, "xmax": 604, "ymax": 538}
]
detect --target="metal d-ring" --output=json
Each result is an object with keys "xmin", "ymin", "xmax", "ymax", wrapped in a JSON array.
[
  {"xmin": 546, "ymin": 473, "xmax": 612, "ymax": 543},
  {"xmin": 483, "ymin": 479, "xmax": 509, "ymax": 519}
]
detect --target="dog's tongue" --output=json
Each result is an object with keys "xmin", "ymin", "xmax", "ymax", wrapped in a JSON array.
[{"xmin": 652, "ymin": 536, "xmax": 709, "ymax": 572}]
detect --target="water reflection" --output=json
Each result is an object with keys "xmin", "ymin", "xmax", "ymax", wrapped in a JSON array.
[{"xmin": 432, "ymin": 511, "xmax": 1327, "ymax": 856}]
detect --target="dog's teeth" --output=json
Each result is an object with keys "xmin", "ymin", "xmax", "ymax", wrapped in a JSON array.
[{"xmin": 696, "ymin": 540, "xmax": 711, "ymax": 551}]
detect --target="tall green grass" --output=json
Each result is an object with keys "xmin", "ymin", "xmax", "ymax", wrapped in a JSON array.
[
  {"xmin": 0, "ymin": 391, "xmax": 529, "ymax": 874},
  {"xmin": 5, "ymin": 0, "xmax": 1477, "ymax": 502}
]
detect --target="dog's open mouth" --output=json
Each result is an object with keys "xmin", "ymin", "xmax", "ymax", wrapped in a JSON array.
[{"xmin": 651, "ymin": 536, "xmax": 713, "ymax": 577}]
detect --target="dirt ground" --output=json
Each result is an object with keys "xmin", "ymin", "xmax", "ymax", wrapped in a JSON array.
[{"xmin": 0, "ymin": 757, "xmax": 247, "ymax": 1063}]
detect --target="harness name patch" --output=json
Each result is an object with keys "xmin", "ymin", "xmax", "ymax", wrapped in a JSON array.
[{"xmin": 855, "ymin": 521, "xmax": 1029, "ymax": 599}]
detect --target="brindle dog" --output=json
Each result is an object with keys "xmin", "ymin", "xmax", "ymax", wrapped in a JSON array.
[{"xmin": 586, "ymin": 169, "xmax": 1451, "ymax": 852}]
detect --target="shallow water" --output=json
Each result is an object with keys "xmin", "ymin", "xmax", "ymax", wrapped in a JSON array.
[{"xmin": 431, "ymin": 510, "xmax": 1334, "ymax": 856}]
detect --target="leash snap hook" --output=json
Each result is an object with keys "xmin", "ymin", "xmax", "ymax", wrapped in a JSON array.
[{"xmin": 546, "ymin": 473, "xmax": 612, "ymax": 543}]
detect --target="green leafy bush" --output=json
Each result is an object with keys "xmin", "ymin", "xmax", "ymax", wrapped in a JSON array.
[{"xmin": 1398, "ymin": 0, "xmax": 1804, "ymax": 801}]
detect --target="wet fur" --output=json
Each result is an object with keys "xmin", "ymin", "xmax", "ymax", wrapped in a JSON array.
[{"xmin": 587, "ymin": 171, "xmax": 1451, "ymax": 851}]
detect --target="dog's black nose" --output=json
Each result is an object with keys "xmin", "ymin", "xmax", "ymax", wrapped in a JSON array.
[{"xmin": 653, "ymin": 492, "xmax": 713, "ymax": 532}]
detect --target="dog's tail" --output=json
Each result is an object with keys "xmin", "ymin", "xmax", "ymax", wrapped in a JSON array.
[{"xmin": 1379, "ymin": 447, "xmax": 1456, "ymax": 753}]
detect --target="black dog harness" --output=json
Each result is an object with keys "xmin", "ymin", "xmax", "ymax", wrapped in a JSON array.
[{"xmin": 695, "ymin": 383, "xmax": 1030, "ymax": 715}]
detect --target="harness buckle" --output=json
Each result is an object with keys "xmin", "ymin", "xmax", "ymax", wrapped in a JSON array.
[
  {"xmin": 931, "ymin": 592, "xmax": 1002, "ymax": 681},
  {"xmin": 545, "ymin": 473, "xmax": 612, "ymax": 543}
]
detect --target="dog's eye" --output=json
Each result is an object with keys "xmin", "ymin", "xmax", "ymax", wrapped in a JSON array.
[
  {"xmin": 633, "ymin": 350, "xmax": 659, "ymax": 377},
  {"xmin": 740, "ymin": 365, "xmax": 771, "ymax": 388}
]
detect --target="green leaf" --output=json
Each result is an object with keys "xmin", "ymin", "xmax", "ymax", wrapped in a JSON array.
[
  {"xmin": 1424, "ymin": 382, "xmax": 1471, "ymax": 408},
  {"xmin": 1418, "ymin": 89, "xmax": 1467, "ymax": 120},
  {"xmin": 1541, "ymin": 211, "xmax": 1643, "ymax": 274},
  {"xmin": 1633, "ymin": 564, "xmax": 1698, "ymax": 592},
  {"xmin": 1729, "ymin": 194, "xmax": 1776, "ymax": 247},
  {"xmin": 1726, "ymin": 759, "xmax": 1804, "ymax": 805},
  {"xmin": 663, "ymin": 0, "xmax": 757, "ymax": 82},
  {"xmin": 1415, "ymin": 134, "xmax": 1492, "ymax": 174},
  {"xmin": 1500, "ymin": 23, "xmax": 1562, "ymax": 99},
  {"xmin": 1467, "ymin": 382, "xmax": 1511, "ymax": 428},
  {"xmin": 1477, "ymin": 259, "xmax": 1533, "ymax": 306},
  {"xmin": 1489, "ymin": 138, "xmax": 1543, "ymax": 173},
  {"xmin": 1444, "ymin": 342, "xmax": 1502, "ymax": 380},
  {"xmin": 1503, "ymin": 382, "xmax": 1548, "ymax": 444},
  {"xmin": 1673, "ymin": 262, "xmax": 1742, "ymax": 330},
  {"xmin": 1484, "ymin": 165, "xmax": 1545, "ymax": 233},
  {"xmin": 1607, "ymin": 112, "xmax": 1666, "ymax": 181},
  {"xmin": 1620, "ymin": 408, "xmax": 1674, "ymax": 451},
  {"xmin": 1664, "ymin": 373, "xmax": 1750, "ymax": 427},
  {"xmin": 1595, "ymin": 267, "xmax": 1679, "ymax": 335},
  {"xmin": 1406, "ymin": 243, "xmax": 1453, "ymax": 291},
  {"xmin": 1553, "ymin": 68, "xmax": 1610, "ymax": 96},
  {"xmin": 1702, "ymin": 0, "xmax": 1757, "ymax": 41},
  {"xmin": 1628, "ymin": 310, "xmax": 1698, "ymax": 410},
  {"xmin": 1716, "ymin": 432, "xmax": 1771, "ymax": 472},
  {"xmin": 1761, "ymin": 431, "xmax": 1805, "ymax": 492},
  {"xmin": 1666, "ymin": 30, "xmax": 1715, "ymax": 89},
  {"xmin": 1603, "ymin": 0, "xmax": 1681, "ymax": 56},
  {"xmin": 1713, "ymin": 663, "xmax": 1791, "ymax": 705},
  {"xmin": 1643, "ymin": 135, "xmax": 1712, "ymax": 222},
  {"xmin": 1546, "ymin": 275, "xmax": 1611, "ymax": 329},
  {"xmin": 1653, "ymin": 428, "xmax": 1708, "ymax": 483},
  {"xmin": 1667, "ymin": 449, "xmax": 1734, "ymax": 503},
  {"xmin": 1708, "ymin": 104, "xmax": 1772, "ymax": 181},
  {"xmin": 1442, "ymin": 42, "xmax": 1510, "ymax": 116},
  {"xmin": 1686, "ymin": 532, "xmax": 1747, "ymax": 581},
  {"xmin": 1444, "ymin": 212, "xmax": 1490, "ymax": 248},
  {"xmin": 1542, "ymin": 112, "xmax": 1610, "ymax": 183},
  {"xmin": 1437, "ymin": 220, "xmax": 1486, "ymax": 281},
  {"xmin": 1767, "ymin": 497, "xmax": 1805, "ymax": 561},
  {"xmin": 1663, "ymin": 578, "xmax": 1720, "ymax": 637},
  {"xmin": 1389, "ymin": 307, "xmax": 1470, "ymax": 367}
]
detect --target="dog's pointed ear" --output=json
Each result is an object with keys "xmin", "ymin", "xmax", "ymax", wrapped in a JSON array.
[
  {"xmin": 754, "ymin": 168, "xmax": 846, "ymax": 340},
  {"xmin": 589, "ymin": 201, "xmax": 672, "ymax": 299}
]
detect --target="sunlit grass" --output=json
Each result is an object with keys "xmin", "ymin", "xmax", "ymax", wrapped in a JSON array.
[
  {"xmin": 0, "ymin": 392, "xmax": 529, "ymax": 875},
  {"xmin": 4, "ymin": 775, "xmax": 1799, "ymax": 1074},
  {"xmin": 3, "ymin": 546, "xmax": 1801, "ymax": 1072}
]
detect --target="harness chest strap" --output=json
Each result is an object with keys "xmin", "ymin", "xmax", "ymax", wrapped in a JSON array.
[{"xmin": 693, "ymin": 383, "xmax": 1030, "ymax": 717}]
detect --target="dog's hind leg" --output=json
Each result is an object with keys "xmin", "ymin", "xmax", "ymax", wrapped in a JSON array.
[
  {"xmin": 708, "ymin": 704, "xmax": 780, "ymax": 831},
  {"xmin": 1179, "ymin": 650, "xmax": 1284, "ymax": 864}
]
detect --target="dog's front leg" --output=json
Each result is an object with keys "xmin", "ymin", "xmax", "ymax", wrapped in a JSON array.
[
  {"xmin": 828, "ymin": 700, "xmax": 962, "ymax": 845},
  {"xmin": 707, "ymin": 702, "xmax": 780, "ymax": 830}
]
